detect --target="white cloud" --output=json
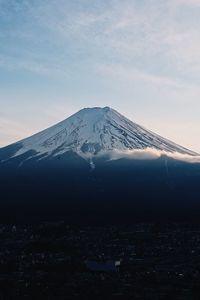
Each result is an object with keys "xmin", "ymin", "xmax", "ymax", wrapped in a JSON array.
[{"xmin": 108, "ymin": 148, "xmax": 200, "ymax": 163}]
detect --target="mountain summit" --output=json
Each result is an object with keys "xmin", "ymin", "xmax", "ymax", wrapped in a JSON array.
[{"xmin": 0, "ymin": 106, "xmax": 196, "ymax": 163}]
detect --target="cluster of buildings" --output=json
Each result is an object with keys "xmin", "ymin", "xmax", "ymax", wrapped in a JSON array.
[{"xmin": 0, "ymin": 222, "xmax": 200, "ymax": 299}]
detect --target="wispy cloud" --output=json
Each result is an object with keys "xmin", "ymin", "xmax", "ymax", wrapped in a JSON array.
[
  {"xmin": 174, "ymin": 0, "xmax": 200, "ymax": 7},
  {"xmin": 0, "ymin": 55, "xmax": 69, "ymax": 78},
  {"xmin": 1, "ymin": 0, "xmax": 200, "ymax": 78},
  {"xmin": 97, "ymin": 64, "xmax": 184, "ymax": 89},
  {"xmin": 96, "ymin": 62, "xmax": 200, "ymax": 102}
]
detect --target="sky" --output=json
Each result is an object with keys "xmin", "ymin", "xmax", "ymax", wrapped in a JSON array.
[{"xmin": 0, "ymin": 0, "xmax": 200, "ymax": 152}]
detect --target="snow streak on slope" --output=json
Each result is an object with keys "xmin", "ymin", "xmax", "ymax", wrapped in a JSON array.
[{"xmin": 2, "ymin": 107, "xmax": 197, "ymax": 161}]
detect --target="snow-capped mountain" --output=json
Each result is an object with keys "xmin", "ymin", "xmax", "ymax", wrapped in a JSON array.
[
  {"xmin": 1, "ymin": 107, "xmax": 200, "ymax": 223},
  {"xmin": 0, "ymin": 106, "xmax": 196, "ymax": 163}
]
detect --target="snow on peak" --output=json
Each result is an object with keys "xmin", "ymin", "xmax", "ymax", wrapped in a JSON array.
[{"xmin": 10, "ymin": 106, "xmax": 195, "ymax": 159}]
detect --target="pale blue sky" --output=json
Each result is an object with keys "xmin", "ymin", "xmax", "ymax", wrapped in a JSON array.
[{"xmin": 0, "ymin": 0, "xmax": 200, "ymax": 152}]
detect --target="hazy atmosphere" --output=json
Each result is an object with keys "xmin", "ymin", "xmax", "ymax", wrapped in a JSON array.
[{"xmin": 1, "ymin": 0, "xmax": 200, "ymax": 152}]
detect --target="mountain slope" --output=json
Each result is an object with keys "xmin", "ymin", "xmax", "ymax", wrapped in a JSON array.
[{"xmin": 0, "ymin": 107, "xmax": 196, "ymax": 164}]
